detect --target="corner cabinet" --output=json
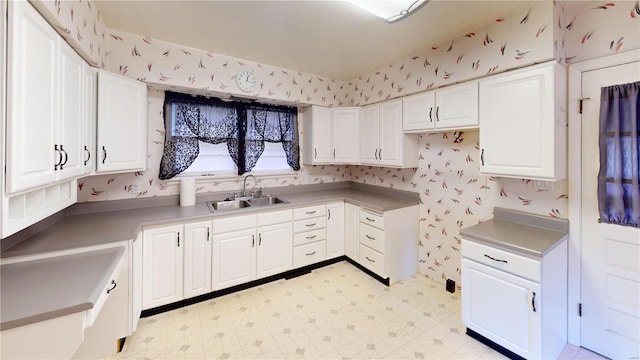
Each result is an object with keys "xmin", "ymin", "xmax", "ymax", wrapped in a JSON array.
[
  {"xmin": 302, "ymin": 106, "xmax": 359, "ymax": 165},
  {"xmin": 402, "ymin": 81, "xmax": 478, "ymax": 133},
  {"xmin": 361, "ymin": 99, "xmax": 419, "ymax": 167},
  {"xmin": 96, "ymin": 70, "xmax": 147, "ymax": 174},
  {"xmin": 478, "ymin": 61, "xmax": 566, "ymax": 181}
]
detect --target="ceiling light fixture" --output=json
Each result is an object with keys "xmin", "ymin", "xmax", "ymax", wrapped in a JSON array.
[{"xmin": 346, "ymin": 0, "xmax": 429, "ymax": 23}]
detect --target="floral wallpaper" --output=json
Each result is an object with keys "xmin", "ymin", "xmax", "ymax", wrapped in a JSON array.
[
  {"xmin": 40, "ymin": 0, "xmax": 638, "ymax": 286},
  {"xmin": 29, "ymin": 0, "xmax": 107, "ymax": 67}
]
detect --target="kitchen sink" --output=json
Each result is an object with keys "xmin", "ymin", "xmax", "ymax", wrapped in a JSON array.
[
  {"xmin": 207, "ymin": 199, "xmax": 251, "ymax": 212},
  {"xmin": 248, "ymin": 195, "xmax": 287, "ymax": 206}
]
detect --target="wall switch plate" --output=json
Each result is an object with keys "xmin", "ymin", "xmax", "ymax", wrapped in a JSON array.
[{"xmin": 446, "ymin": 279, "xmax": 455, "ymax": 293}]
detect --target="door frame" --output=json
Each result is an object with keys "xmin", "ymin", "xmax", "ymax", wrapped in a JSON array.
[{"xmin": 567, "ymin": 48, "xmax": 640, "ymax": 345}]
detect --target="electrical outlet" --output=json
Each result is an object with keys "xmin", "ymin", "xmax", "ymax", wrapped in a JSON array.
[
  {"xmin": 533, "ymin": 180, "xmax": 554, "ymax": 191},
  {"xmin": 131, "ymin": 183, "xmax": 140, "ymax": 194}
]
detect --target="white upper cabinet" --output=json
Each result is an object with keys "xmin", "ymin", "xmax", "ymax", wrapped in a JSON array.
[
  {"xmin": 303, "ymin": 106, "xmax": 359, "ymax": 165},
  {"xmin": 403, "ymin": 82, "xmax": 478, "ymax": 133},
  {"xmin": 96, "ymin": 70, "xmax": 147, "ymax": 173},
  {"xmin": 479, "ymin": 61, "xmax": 566, "ymax": 180},
  {"xmin": 6, "ymin": 1, "xmax": 84, "ymax": 193},
  {"xmin": 81, "ymin": 65, "xmax": 97, "ymax": 175},
  {"xmin": 361, "ymin": 100, "xmax": 418, "ymax": 168}
]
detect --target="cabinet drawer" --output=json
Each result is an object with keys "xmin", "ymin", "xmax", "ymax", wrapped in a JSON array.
[
  {"xmin": 294, "ymin": 228, "xmax": 326, "ymax": 246},
  {"xmin": 213, "ymin": 214, "xmax": 256, "ymax": 234},
  {"xmin": 293, "ymin": 216, "xmax": 326, "ymax": 233},
  {"xmin": 294, "ymin": 205, "xmax": 326, "ymax": 220},
  {"xmin": 359, "ymin": 210, "xmax": 384, "ymax": 230},
  {"xmin": 294, "ymin": 241, "xmax": 327, "ymax": 268},
  {"xmin": 462, "ymin": 239, "xmax": 541, "ymax": 282},
  {"xmin": 359, "ymin": 223, "xmax": 385, "ymax": 253},
  {"xmin": 257, "ymin": 209, "xmax": 293, "ymax": 227},
  {"xmin": 359, "ymin": 244, "xmax": 384, "ymax": 277}
]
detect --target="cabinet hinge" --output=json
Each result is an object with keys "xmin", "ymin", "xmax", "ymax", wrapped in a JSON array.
[{"xmin": 578, "ymin": 303, "xmax": 582, "ymax": 317}]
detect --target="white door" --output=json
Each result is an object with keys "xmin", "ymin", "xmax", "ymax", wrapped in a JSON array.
[
  {"xmin": 333, "ymin": 108, "xmax": 360, "ymax": 164},
  {"xmin": 311, "ymin": 106, "xmax": 333, "ymax": 164},
  {"xmin": 379, "ymin": 99, "xmax": 403, "ymax": 166},
  {"xmin": 403, "ymin": 91, "xmax": 435, "ymax": 132},
  {"xmin": 212, "ymin": 229, "xmax": 256, "ymax": 290},
  {"xmin": 6, "ymin": 0, "xmax": 58, "ymax": 193},
  {"xmin": 82, "ymin": 65, "xmax": 97, "ymax": 175},
  {"xmin": 360, "ymin": 104, "xmax": 380, "ymax": 165},
  {"xmin": 344, "ymin": 203, "xmax": 360, "ymax": 261},
  {"xmin": 580, "ymin": 60, "xmax": 640, "ymax": 359},
  {"xmin": 256, "ymin": 223, "xmax": 293, "ymax": 278},
  {"xmin": 184, "ymin": 221, "xmax": 212, "ymax": 299},
  {"xmin": 326, "ymin": 202, "xmax": 345, "ymax": 259},
  {"xmin": 58, "ymin": 41, "xmax": 85, "ymax": 180},
  {"xmin": 435, "ymin": 82, "xmax": 478, "ymax": 129},
  {"xmin": 142, "ymin": 225, "xmax": 183, "ymax": 309}
]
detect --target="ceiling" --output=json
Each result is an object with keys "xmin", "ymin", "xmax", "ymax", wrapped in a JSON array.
[{"xmin": 94, "ymin": 0, "xmax": 531, "ymax": 82}]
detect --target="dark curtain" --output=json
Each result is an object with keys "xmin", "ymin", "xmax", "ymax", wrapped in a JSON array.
[
  {"xmin": 159, "ymin": 92, "xmax": 299, "ymax": 180},
  {"xmin": 597, "ymin": 81, "xmax": 640, "ymax": 227}
]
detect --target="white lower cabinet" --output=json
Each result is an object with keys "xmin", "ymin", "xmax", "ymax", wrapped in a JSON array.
[
  {"xmin": 212, "ymin": 227, "xmax": 256, "ymax": 290},
  {"xmin": 344, "ymin": 203, "xmax": 360, "ymax": 261},
  {"xmin": 293, "ymin": 205, "xmax": 327, "ymax": 267},
  {"xmin": 461, "ymin": 238, "xmax": 567, "ymax": 359},
  {"xmin": 326, "ymin": 202, "xmax": 345, "ymax": 259},
  {"xmin": 142, "ymin": 221, "xmax": 212, "ymax": 310},
  {"xmin": 257, "ymin": 222, "xmax": 293, "ymax": 278}
]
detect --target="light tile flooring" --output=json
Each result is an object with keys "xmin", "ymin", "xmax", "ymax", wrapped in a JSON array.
[{"xmin": 107, "ymin": 261, "xmax": 606, "ymax": 360}]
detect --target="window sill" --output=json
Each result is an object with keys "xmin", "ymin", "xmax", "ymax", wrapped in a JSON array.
[{"xmin": 165, "ymin": 170, "xmax": 300, "ymax": 186}]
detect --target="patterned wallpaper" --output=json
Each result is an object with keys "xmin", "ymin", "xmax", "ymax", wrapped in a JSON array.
[{"xmin": 37, "ymin": 0, "xmax": 639, "ymax": 285}]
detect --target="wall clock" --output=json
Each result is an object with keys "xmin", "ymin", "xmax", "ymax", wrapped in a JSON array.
[{"xmin": 236, "ymin": 69, "xmax": 256, "ymax": 93}]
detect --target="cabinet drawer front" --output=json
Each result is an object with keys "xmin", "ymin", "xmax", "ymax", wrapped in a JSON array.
[
  {"xmin": 293, "ymin": 216, "xmax": 326, "ymax": 233},
  {"xmin": 359, "ymin": 224, "xmax": 385, "ymax": 253},
  {"xmin": 294, "ymin": 229, "xmax": 326, "ymax": 246},
  {"xmin": 294, "ymin": 205, "xmax": 326, "ymax": 220},
  {"xmin": 462, "ymin": 239, "xmax": 541, "ymax": 282},
  {"xmin": 294, "ymin": 241, "xmax": 327, "ymax": 268},
  {"xmin": 359, "ymin": 210, "xmax": 384, "ymax": 230},
  {"xmin": 359, "ymin": 244, "xmax": 384, "ymax": 277},
  {"xmin": 213, "ymin": 214, "xmax": 256, "ymax": 234},
  {"xmin": 257, "ymin": 209, "xmax": 293, "ymax": 227}
]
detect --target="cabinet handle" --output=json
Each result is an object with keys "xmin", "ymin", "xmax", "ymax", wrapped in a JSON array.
[
  {"xmin": 259, "ymin": 233, "xmax": 262, "ymax": 246},
  {"xmin": 306, "ymin": 251, "xmax": 316, "ymax": 256},
  {"xmin": 379, "ymin": 148, "xmax": 382, "ymax": 159},
  {"xmin": 252, "ymin": 235, "xmax": 255, "ymax": 247},
  {"xmin": 306, "ymin": 211, "xmax": 316, "ymax": 215},
  {"xmin": 106, "ymin": 279, "xmax": 117, "ymax": 294},
  {"xmin": 102, "ymin": 146, "xmax": 107, "ymax": 164},
  {"xmin": 306, "ymin": 235, "xmax": 317, "ymax": 240},
  {"xmin": 328, "ymin": 209, "xmax": 331, "ymax": 220},
  {"xmin": 365, "ymin": 256, "xmax": 375, "ymax": 263},
  {"xmin": 333, "ymin": 148, "xmax": 336, "ymax": 159},
  {"xmin": 365, "ymin": 235, "xmax": 375, "ymax": 240},
  {"xmin": 480, "ymin": 149, "xmax": 485, "ymax": 166},
  {"xmin": 177, "ymin": 232, "xmax": 180, "ymax": 247},
  {"xmin": 54, "ymin": 145, "xmax": 63, "ymax": 170},
  {"xmin": 436, "ymin": 106, "xmax": 440, "ymax": 122},
  {"xmin": 365, "ymin": 217, "xmax": 375, "ymax": 222},
  {"xmin": 314, "ymin": 148, "xmax": 317, "ymax": 159},
  {"xmin": 483, "ymin": 254, "xmax": 507, "ymax": 264},
  {"xmin": 83, "ymin": 145, "xmax": 91, "ymax": 166},
  {"xmin": 306, "ymin": 223, "xmax": 317, "ymax": 227},
  {"xmin": 531, "ymin": 292, "xmax": 537, "ymax": 312},
  {"xmin": 429, "ymin": 107, "xmax": 433, "ymax": 122},
  {"xmin": 207, "ymin": 227, "xmax": 210, "ymax": 241},
  {"xmin": 59, "ymin": 145, "xmax": 68, "ymax": 169}
]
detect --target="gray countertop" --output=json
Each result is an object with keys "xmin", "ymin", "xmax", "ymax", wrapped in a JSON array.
[
  {"xmin": 1, "ymin": 246, "xmax": 125, "ymax": 330},
  {"xmin": 460, "ymin": 207, "xmax": 569, "ymax": 258}
]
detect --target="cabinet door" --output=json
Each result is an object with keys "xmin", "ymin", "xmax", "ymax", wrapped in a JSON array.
[
  {"xmin": 96, "ymin": 71, "xmax": 147, "ymax": 173},
  {"xmin": 435, "ymin": 82, "xmax": 478, "ymax": 130},
  {"xmin": 379, "ymin": 99, "xmax": 404, "ymax": 166},
  {"xmin": 142, "ymin": 225, "xmax": 183, "ymax": 309},
  {"xmin": 184, "ymin": 221, "xmax": 212, "ymax": 299},
  {"xmin": 6, "ymin": 0, "xmax": 58, "ymax": 193},
  {"xmin": 333, "ymin": 108, "xmax": 360, "ymax": 164},
  {"xmin": 257, "ymin": 222, "xmax": 293, "ymax": 278},
  {"xmin": 403, "ymin": 91, "xmax": 435, "ymax": 132},
  {"xmin": 309, "ymin": 106, "xmax": 333, "ymax": 164},
  {"xmin": 57, "ymin": 41, "xmax": 85, "ymax": 180},
  {"xmin": 212, "ymin": 229, "xmax": 256, "ymax": 290},
  {"xmin": 479, "ymin": 62, "xmax": 556, "ymax": 179},
  {"xmin": 344, "ymin": 203, "xmax": 360, "ymax": 261},
  {"xmin": 326, "ymin": 202, "xmax": 345, "ymax": 259},
  {"xmin": 131, "ymin": 233, "xmax": 143, "ymax": 333},
  {"xmin": 360, "ymin": 104, "xmax": 380, "ymax": 165},
  {"xmin": 462, "ymin": 258, "xmax": 541, "ymax": 359},
  {"xmin": 81, "ymin": 65, "xmax": 96, "ymax": 175}
]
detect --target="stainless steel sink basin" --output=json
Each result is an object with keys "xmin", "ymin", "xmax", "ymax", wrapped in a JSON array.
[
  {"xmin": 207, "ymin": 199, "xmax": 251, "ymax": 212},
  {"xmin": 248, "ymin": 195, "xmax": 286, "ymax": 206}
]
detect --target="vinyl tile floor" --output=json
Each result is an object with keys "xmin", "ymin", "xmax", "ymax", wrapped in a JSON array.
[{"xmin": 105, "ymin": 261, "xmax": 607, "ymax": 360}]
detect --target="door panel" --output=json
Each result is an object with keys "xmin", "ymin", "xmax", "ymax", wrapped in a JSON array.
[
  {"xmin": 212, "ymin": 229, "xmax": 256, "ymax": 290},
  {"xmin": 257, "ymin": 223, "xmax": 293, "ymax": 278}
]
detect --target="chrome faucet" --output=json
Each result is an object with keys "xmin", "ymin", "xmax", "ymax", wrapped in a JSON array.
[{"xmin": 242, "ymin": 174, "xmax": 256, "ymax": 197}]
